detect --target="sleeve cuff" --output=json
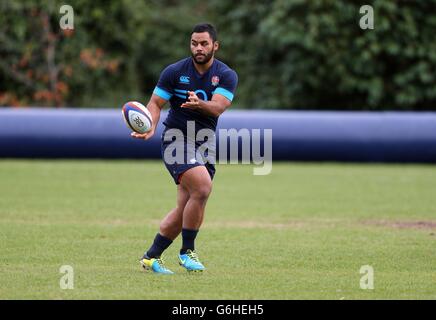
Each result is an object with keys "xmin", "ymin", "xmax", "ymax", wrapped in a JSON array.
[
  {"xmin": 153, "ymin": 87, "xmax": 173, "ymax": 100},
  {"xmin": 213, "ymin": 87, "xmax": 234, "ymax": 102}
]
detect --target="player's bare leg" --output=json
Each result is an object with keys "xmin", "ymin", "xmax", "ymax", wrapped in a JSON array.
[
  {"xmin": 179, "ymin": 166, "xmax": 212, "ymax": 230},
  {"xmin": 140, "ymin": 184, "xmax": 190, "ymax": 274},
  {"xmin": 177, "ymin": 165, "xmax": 212, "ymax": 272},
  {"xmin": 159, "ymin": 184, "xmax": 190, "ymax": 240}
]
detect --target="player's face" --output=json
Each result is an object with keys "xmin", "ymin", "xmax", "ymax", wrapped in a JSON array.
[{"xmin": 190, "ymin": 32, "xmax": 218, "ymax": 65}]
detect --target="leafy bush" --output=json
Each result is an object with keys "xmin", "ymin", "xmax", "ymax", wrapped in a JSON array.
[{"xmin": 1, "ymin": 0, "xmax": 435, "ymax": 110}]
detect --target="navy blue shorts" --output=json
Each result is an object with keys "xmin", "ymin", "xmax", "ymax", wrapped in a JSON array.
[{"xmin": 161, "ymin": 128, "xmax": 216, "ymax": 185}]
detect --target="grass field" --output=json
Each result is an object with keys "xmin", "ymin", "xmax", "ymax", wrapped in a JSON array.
[{"xmin": 0, "ymin": 160, "xmax": 435, "ymax": 299}]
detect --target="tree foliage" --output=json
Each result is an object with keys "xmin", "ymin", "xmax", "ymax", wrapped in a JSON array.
[{"xmin": 0, "ymin": 0, "xmax": 435, "ymax": 110}]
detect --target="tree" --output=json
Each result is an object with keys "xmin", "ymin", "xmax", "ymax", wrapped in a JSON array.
[{"xmin": 1, "ymin": 0, "xmax": 435, "ymax": 110}]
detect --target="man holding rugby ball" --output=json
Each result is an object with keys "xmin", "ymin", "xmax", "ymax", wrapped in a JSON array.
[{"xmin": 131, "ymin": 23, "xmax": 238, "ymax": 274}]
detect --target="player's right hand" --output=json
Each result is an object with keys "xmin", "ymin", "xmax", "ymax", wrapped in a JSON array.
[{"xmin": 130, "ymin": 129, "xmax": 155, "ymax": 140}]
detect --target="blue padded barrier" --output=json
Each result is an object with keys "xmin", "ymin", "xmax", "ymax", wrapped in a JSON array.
[{"xmin": 0, "ymin": 108, "xmax": 435, "ymax": 162}]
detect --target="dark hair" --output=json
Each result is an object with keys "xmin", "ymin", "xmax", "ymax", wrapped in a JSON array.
[{"xmin": 191, "ymin": 23, "xmax": 218, "ymax": 42}]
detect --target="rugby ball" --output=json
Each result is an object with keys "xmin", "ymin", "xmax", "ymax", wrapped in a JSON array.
[{"xmin": 122, "ymin": 101, "xmax": 153, "ymax": 134}]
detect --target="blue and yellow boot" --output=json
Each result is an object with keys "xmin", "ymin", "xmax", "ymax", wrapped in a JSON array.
[
  {"xmin": 140, "ymin": 256, "xmax": 174, "ymax": 275},
  {"xmin": 178, "ymin": 249, "xmax": 205, "ymax": 272}
]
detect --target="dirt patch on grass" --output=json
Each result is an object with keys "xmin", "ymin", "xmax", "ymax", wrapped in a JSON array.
[
  {"xmin": 202, "ymin": 219, "xmax": 342, "ymax": 230},
  {"xmin": 204, "ymin": 221, "xmax": 305, "ymax": 229},
  {"xmin": 364, "ymin": 220, "xmax": 436, "ymax": 230}
]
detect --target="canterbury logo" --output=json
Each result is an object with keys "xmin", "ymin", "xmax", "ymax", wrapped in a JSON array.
[
  {"xmin": 133, "ymin": 116, "xmax": 144, "ymax": 127},
  {"xmin": 179, "ymin": 76, "xmax": 190, "ymax": 84}
]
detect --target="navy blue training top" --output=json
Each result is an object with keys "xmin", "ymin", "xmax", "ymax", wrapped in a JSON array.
[{"xmin": 153, "ymin": 57, "xmax": 238, "ymax": 133}]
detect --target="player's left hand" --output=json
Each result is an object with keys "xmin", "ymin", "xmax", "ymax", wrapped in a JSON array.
[
  {"xmin": 181, "ymin": 91, "xmax": 200, "ymax": 109},
  {"xmin": 130, "ymin": 128, "xmax": 155, "ymax": 140}
]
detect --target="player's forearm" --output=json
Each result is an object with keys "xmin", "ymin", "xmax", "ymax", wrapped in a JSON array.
[
  {"xmin": 197, "ymin": 100, "xmax": 226, "ymax": 117},
  {"xmin": 146, "ymin": 101, "xmax": 162, "ymax": 131}
]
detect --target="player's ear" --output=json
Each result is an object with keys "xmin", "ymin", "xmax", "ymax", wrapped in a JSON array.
[{"xmin": 214, "ymin": 41, "xmax": 219, "ymax": 51}]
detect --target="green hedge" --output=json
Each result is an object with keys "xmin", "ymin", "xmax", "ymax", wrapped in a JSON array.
[{"xmin": 1, "ymin": 0, "xmax": 435, "ymax": 110}]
